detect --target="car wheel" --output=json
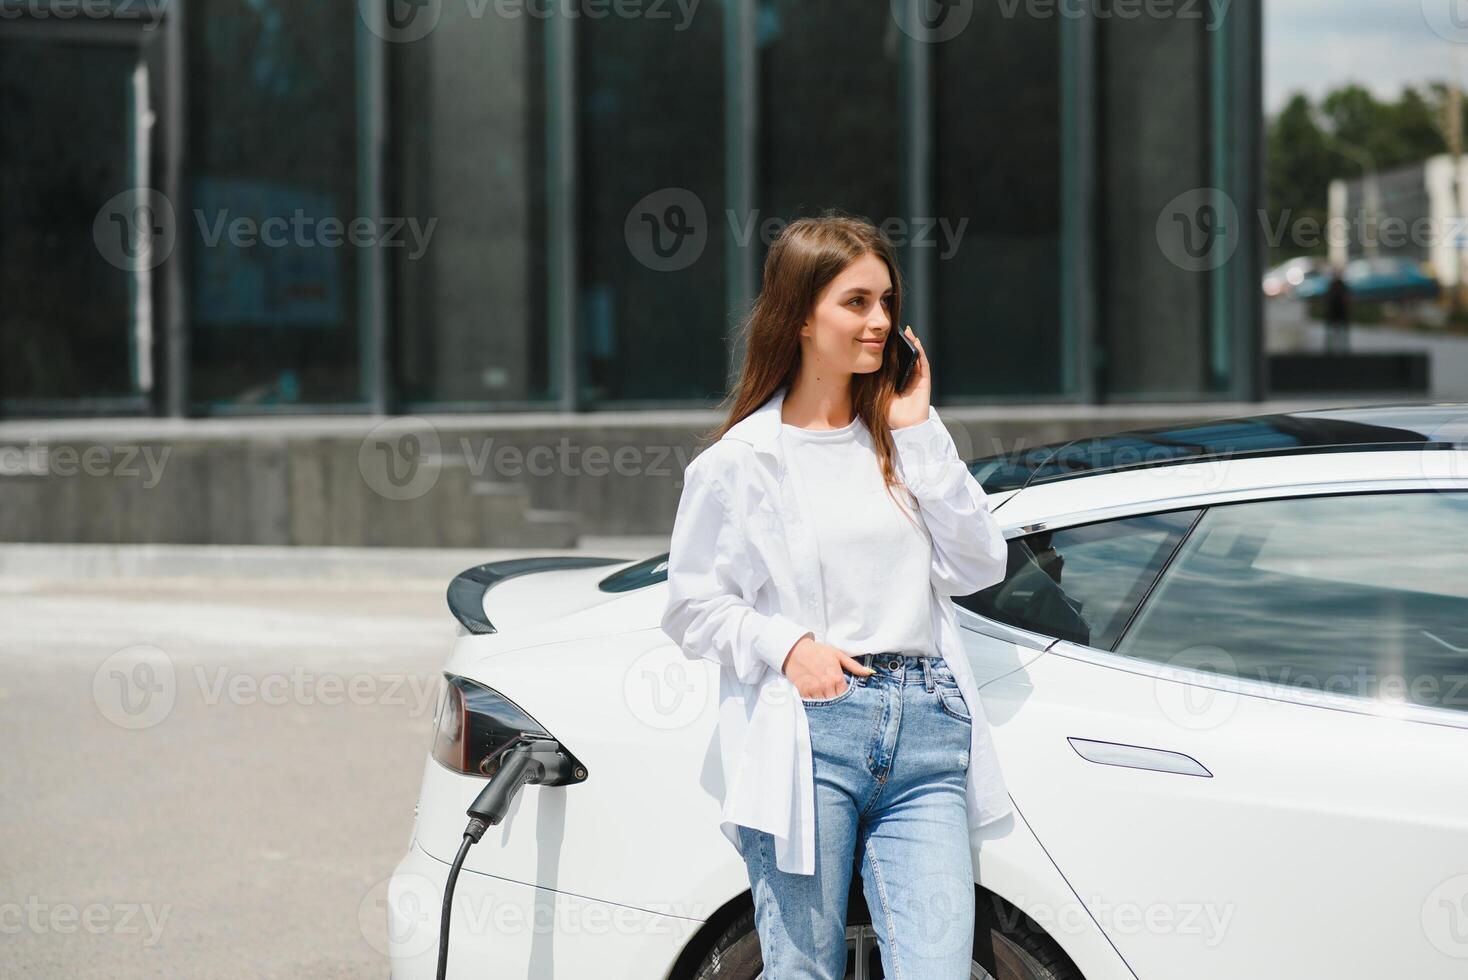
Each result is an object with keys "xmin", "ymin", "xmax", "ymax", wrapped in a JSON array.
[
  {"xmin": 973, "ymin": 892, "xmax": 1083, "ymax": 980},
  {"xmin": 691, "ymin": 896, "xmax": 1082, "ymax": 980}
]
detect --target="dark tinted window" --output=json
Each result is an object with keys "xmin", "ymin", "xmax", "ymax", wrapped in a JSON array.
[
  {"xmin": 756, "ymin": 0, "xmax": 899, "ymax": 270},
  {"xmin": 0, "ymin": 38, "xmax": 141, "ymax": 404},
  {"xmin": 957, "ymin": 509, "xmax": 1200, "ymax": 648},
  {"xmin": 186, "ymin": 0, "xmax": 365, "ymax": 409},
  {"xmin": 390, "ymin": 6, "xmax": 550, "ymax": 407},
  {"xmin": 599, "ymin": 553, "xmax": 669, "ymax": 593},
  {"xmin": 934, "ymin": 0, "xmax": 1064, "ymax": 400},
  {"xmin": 967, "ymin": 405, "xmax": 1462, "ymax": 495},
  {"xmin": 578, "ymin": 3, "xmax": 726, "ymax": 404},
  {"xmin": 1115, "ymin": 492, "xmax": 1468, "ymax": 714}
]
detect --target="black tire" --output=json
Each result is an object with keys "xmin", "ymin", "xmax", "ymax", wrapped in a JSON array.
[
  {"xmin": 690, "ymin": 907, "xmax": 762, "ymax": 980},
  {"xmin": 974, "ymin": 892, "xmax": 1085, "ymax": 980},
  {"xmin": 691, "ymin": 893, "xmax": 1083, "ymax": 980}
]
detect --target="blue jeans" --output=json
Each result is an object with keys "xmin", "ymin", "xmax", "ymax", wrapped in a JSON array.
[{"xmin": 736, "ymin": 652, "xmax": 976, "ymax": 979}]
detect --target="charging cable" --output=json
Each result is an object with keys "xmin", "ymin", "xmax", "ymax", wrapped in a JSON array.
[{"xmin": 436, "ymin": 736, "xmax": 573, "ymax": 980}]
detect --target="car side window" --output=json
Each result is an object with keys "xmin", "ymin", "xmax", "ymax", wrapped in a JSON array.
[
  {"xmin": 956, "ymin": 509, "xmax": 1201, "ymax": 649},
  {"xmin": 1114, "ymin": 491, "xmax": 1468, "ymax": 714}
]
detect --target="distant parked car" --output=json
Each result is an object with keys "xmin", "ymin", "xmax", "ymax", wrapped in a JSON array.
[
  {"xmin": 1295, "ymin": 257, "xmax": 1440, "ymax": 303},
  {"xmin": 1262, "ymin": 256, "xmax": 1330, "ymax": 298},
  {"xmin": 1342, "ymin": 257, "xmax": 1440, "ymax": 302}
]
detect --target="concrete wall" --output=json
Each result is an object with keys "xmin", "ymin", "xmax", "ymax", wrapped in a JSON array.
[{"xmin": 0, "ymin": 402, "xmax": 1325, "ymax": 546}]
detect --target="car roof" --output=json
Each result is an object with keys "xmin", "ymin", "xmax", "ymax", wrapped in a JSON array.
[
  {"xmin": 971, "ymin": 402, "xmax": 1468, "ymax": 497},
  {"xmin": 602, "ymin": 404, "xmax": 1468, "ymax": 596},
  {"xmin": 993, "ymin": 445, "xmax": 1466, "ymax": 532}
]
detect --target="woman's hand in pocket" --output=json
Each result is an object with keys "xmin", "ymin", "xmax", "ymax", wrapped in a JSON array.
[{"xmin": 781, "ymin": 636, "xmax": 876, "ymax": 699}]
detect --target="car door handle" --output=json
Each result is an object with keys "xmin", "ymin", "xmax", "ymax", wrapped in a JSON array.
[{"xmin": 1067, "ymin": 737, "xmax": 1212, "ymax": 777}]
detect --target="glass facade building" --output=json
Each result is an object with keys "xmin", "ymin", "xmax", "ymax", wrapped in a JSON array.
[{"xmin": 0, "ymin": 0, "xmax": 1262, "ymax": 419}]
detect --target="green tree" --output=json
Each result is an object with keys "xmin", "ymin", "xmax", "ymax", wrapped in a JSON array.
[
  {"xmin": 1266, "ymin": 84, "xmax": 1453, "ymax": 265},
  {"xmin": 1266, "ymin": 94, "xmax": 1332, "ymax": 264}
]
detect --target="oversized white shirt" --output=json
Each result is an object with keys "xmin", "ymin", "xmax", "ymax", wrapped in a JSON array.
[
  {"xmin": 660, "ymin": 384, "xmax": 1013, "ymax": 875},
  {"xmin": 779, "ymin": 415, "xmax": 939, "ymax": 658}
]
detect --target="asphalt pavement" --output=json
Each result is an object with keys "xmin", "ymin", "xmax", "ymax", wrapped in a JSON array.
[{"xmin": 0, "ymin": 539, "xmax": 662, "ymax": 979}]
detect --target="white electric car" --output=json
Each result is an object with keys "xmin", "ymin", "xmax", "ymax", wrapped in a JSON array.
[{"xmin": 388, "ymin": 403, "xmax": 1468, "ymax": 980}]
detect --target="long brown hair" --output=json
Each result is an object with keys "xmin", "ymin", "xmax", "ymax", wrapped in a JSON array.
[{"xmin": 705, "ymin": 210, "xmax": 921, "ymax": 528}]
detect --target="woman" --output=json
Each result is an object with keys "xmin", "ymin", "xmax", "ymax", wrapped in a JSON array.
[{"xmin": 660, "ymin": 213, "xmax": 1012, "ymax": 979}]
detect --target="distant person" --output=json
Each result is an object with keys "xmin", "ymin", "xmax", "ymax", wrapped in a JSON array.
[{"xmin": 1324, "ymin": 266, "xmax": 1351, "ymax": 354}]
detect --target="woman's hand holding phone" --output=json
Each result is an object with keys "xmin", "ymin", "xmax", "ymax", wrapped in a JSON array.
[
  {"xmin": 782, "ymin": 635, "xmax": 876, "ymax": 700},
  {"xmin": 887, "ymin": 324, "xmax": 931, "ymax": 430}
]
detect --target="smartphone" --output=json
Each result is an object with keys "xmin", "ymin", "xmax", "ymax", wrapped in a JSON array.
[{"xmin": 892, "ymin": 324, "xmax": 918, "ymax": 394}]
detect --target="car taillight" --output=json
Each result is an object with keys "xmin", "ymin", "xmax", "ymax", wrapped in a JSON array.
[{"xmin": 431, "ymin": 674, "xmax": 552, "ymax": 777}]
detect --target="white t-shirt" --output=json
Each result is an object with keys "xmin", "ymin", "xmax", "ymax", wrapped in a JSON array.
[{"xmin": 779, "ymin": 415, "xmax": 939, "ymax": 658}]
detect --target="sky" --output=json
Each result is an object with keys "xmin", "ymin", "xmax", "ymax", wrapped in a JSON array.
[{"xmin": 1265, "ymin": 0, "xmax": 1468, "ymax": 115}]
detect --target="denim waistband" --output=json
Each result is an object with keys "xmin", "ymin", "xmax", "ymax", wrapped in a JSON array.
[
  {"xmin": 851, "ymin": 652, "xmax": 948, "ymax": 690},
  {"xmin": 854, "ymin": 651, "xmax": 947, "ymax": 671}
]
